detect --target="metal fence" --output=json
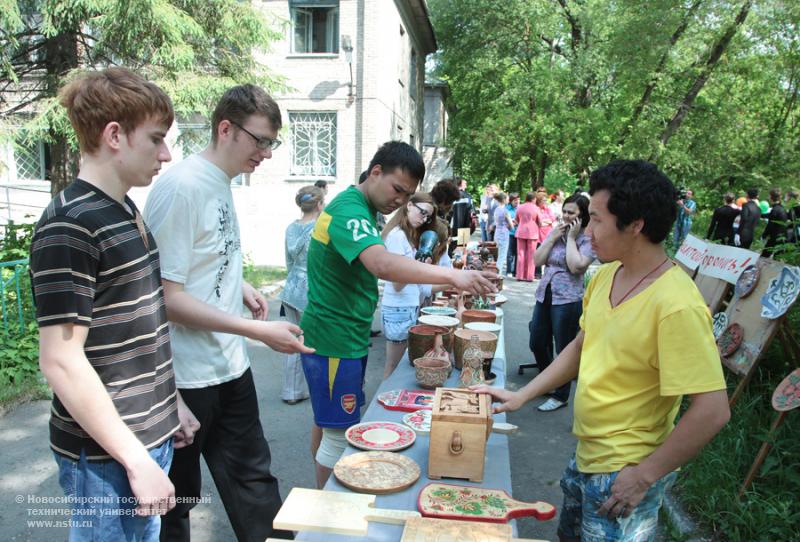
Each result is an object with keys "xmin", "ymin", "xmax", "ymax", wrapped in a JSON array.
[{"xmin": 1, "ymin": 258, "xmax": 31, "ymax": 334}]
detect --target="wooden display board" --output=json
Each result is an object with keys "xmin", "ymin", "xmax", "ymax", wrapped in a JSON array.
[
  {"xmin": 694, "ymin": 272, "xmax": 731, "ymax": 314},
  {"xmin": 721, "ymin": 258, "xmax": 789, "ymax": 406}
]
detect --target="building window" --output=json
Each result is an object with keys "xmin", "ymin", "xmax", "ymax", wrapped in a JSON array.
[
  {"xmin": 289, "ymin": 112, "xmax": 337, "ymax": 177},
  {"xmin": 14, "ymin": 133, "xmax": 45, "ymax": 181},
  {"xmin": 290, "ymin": 2, "xmax": 339, "ymax": 54}
]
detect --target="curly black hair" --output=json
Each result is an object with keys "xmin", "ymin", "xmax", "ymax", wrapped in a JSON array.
[{"xmin": 588, "ymin": 160, "xmax": 678, "ymax": 243}]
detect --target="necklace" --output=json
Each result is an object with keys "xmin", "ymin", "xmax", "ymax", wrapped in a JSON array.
[{"xmin": 611, "ymin": 257, "xmax": 670, "ymax": 307}]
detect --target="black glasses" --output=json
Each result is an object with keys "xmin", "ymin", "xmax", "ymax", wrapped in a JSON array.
[
  {"xmin": 230, "ymin": 121, "xmax": 282, "ymax": 150},
  {"xmin": 412, "ymin": 201, "xmax": 433, "ymax": 223}
]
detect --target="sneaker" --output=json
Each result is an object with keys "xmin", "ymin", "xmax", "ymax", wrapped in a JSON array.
[{"xmin": 537, "ymin": 398, "xmax": 567, "ymax": 412}]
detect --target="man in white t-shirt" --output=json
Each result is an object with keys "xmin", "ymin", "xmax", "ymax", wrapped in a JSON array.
[{"xmin": 144, "ymin": 85, "xmax": 312, "ymax": 541}]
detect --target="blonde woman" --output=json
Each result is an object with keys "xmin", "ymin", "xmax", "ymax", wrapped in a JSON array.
[
  {"xmin": 281, "ymin": 186, "xmax": 325, "ymax": 404},
  {"xmin": 380, "ymin": 193, "xmax": 437, "ymax": 378}
]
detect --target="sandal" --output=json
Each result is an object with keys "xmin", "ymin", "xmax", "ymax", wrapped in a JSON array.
[{"xmin": 537, "ymin": 398, "xmax": 567, "ymax": 412}]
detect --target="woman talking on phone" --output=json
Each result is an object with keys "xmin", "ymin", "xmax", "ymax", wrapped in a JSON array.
[{"xmin": 527, "ymin": 194, "xmax": 595, "ymax": 412}]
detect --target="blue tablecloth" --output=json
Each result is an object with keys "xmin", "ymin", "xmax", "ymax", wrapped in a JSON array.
[{"xmin": 297, "ymin": 325, "xmax": 515, "ymax": 541}]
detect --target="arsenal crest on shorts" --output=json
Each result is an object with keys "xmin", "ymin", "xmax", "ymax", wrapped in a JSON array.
[{"xmin": 341, "ymin": 393, "xmax": 357, "ymax": 414}]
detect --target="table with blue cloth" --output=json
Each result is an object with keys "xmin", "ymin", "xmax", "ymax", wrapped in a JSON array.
[{"xmin": 296, "ymin": 325, "xmax": 516, "ymax": 541}]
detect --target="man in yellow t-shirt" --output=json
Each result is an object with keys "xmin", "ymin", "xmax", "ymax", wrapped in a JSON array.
[{"xmin": 477, "ymin": 160, "xmax": 729, "ymax": 542}]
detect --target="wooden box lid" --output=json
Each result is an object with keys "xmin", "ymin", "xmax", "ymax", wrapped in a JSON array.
[{"xmin": 431, "ymin": 388, "xmax": 492, "ymax": 425}]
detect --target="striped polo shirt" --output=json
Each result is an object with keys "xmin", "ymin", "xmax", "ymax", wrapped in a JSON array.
[{"xmin": 30, "ymin": 179, "xmax": 179, "ymax": 460}]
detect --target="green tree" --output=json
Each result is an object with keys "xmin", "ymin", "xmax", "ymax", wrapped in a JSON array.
[{"xmin": 1, "ymin": 0, "xmax": 283, "ymax": 193}]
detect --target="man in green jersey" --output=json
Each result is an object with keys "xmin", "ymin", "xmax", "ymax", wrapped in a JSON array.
[{"xmin": 301, "ymin": 141, "xmax": 495, "ymax": 487}]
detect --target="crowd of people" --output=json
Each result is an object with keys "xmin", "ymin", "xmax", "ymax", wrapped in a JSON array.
[{"xmin": 29, "ymin": 66, "xmax": 797, "ymax": 542}]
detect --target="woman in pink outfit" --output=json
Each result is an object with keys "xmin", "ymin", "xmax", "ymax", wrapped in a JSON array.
[
  {"xmin": 534, "ymin": 188, "xmax": 556, "ymax": 279},
  {"xmin": 514, "ymin": 192, "xmax": 540, "ymax": 281}
]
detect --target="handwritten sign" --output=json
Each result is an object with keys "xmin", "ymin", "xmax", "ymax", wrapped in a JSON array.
[
  {"xmin": 699, "ymin": 243, "xmax": 759, "ymax": 284},
  {"xmin": 675, "ymin": 235, "xmax": 707, "ymax": 270},
  {"xmin": 675, "ymin": 235, "xmax": 759, "ymax": 284}
]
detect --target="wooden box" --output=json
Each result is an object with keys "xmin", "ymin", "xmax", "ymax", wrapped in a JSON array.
[{"xmin": 428, "ymin": 388, "xmax": 493, "ymax": 482}]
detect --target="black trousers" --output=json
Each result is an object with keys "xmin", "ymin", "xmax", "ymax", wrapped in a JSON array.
[
  {"xmin": 161, "ymin": 369, "xmax": 292, "ymax": 541},
  {"xmin": 507, "ymin": 235, "xmax": 517, "ymax": 275}
]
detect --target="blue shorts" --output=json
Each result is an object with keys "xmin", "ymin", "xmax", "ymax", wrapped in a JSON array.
[
  {"xmin": 381, "ymin": 305, "xmax": 418, "ymax": 342},
  {"xmin": 301, "ymin": 353, "xmax": 368, "ymax": 428},
  {"xmin": 558, "ymin": 455, "xmax": 677, "ymax": 542}
]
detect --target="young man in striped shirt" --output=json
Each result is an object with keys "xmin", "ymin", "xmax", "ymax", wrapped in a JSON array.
[{"xmin": 30, "ymin": 68, "xmax": 199, "ymax": 541}]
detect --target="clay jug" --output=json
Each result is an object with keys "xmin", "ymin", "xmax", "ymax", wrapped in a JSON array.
[
  {"xmin": 459, "ymin": 335, "xmax": 486, "ymax": 388},
  {"xmin": 424, "ymin": 332, "xmax": 450, "ymax": 365}
]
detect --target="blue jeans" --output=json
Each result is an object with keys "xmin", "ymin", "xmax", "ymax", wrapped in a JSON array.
[
  {"xmin": 529, "ymin": 285, "xmax": 582, "ymax": 402},
  {"xmin": 558, "ymin": 456, "xmax": 677, "ymax": 541},
  {"xmin": 673, "ymin": 220, "xmax": 692, "ymax": 246},
  {"xmin": 480, "ymin": 219, "xmax": 489, "ymax": 242},
  {"xmin": 54, "ymin": 439, "xmax": 173, "ymax": 542}
]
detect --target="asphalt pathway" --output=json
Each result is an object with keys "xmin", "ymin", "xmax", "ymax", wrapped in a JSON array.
[{"xmin": 0, "ymin": 278, "xmax": 579, "ymax": 541}]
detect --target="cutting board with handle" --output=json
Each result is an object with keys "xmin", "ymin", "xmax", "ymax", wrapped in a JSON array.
[
  {"xmin": 401, "ymin": 517, "xmax": 549, "ymax": 541},
  {"xmin": 418, "ymin": 483, "xmax": 556, "ymax": 523},
  {"xmin": 274, "ymin": 487, "xmax": 421, "ymax": 536}
]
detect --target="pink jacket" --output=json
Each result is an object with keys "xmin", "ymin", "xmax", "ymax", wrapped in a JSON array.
[
  {"xmin": 537, "ymin": 204, "xmax": 556, "ymax": 240},
  {"xmin": 515, "ymin": 202, "xmax": 540, "ymax": 240}
]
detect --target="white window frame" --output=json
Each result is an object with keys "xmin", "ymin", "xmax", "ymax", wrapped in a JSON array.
[
  {"xmin": 289, "ymin": 3, "xmax": 340, "ymax": 55},
  {"xmin": 288, "ymin": 111, "xmax": 337, "ymax": 180}
]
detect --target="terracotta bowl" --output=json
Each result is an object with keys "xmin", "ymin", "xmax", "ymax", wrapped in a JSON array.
[
  {"xmin": 413, "ymin": 357, "xmax": 451, "ymax": 389},
  {"xmin": 408, "ymin": 325, "xmax": 449, "ymax": 365},
  {"xmin": 461, "ymin": 309, "xmax": 497, "ymax": 326},
  {"xmin": 453, "ymin": 328, "xmax": 498, "ymax": 370}
]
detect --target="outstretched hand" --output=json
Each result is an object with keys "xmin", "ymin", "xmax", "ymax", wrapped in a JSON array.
[
  {"xmin": 470, "ymin": 385, "xmax": 524, "ymax": 414},
  {"xmin": 249, "ymin": 321, "xmax": 315, "ymax": 354},
  {"xmin": 451, "ymin": 269, "xmax": 497, "ymax": 296}
]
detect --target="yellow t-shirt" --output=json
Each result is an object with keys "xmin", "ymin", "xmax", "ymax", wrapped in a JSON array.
[{"xmin": 574, "ymin": 261, "xmax": 726, "ymax": 473}]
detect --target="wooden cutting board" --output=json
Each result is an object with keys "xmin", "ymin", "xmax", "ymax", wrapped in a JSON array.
[
  {"xmin": 273, "ymin": 487, "xmax": 421, "ymax": 536},
  {"xmin": 401, "ymin": 517, "xmax": 549, "ymax": 541},
  {"xmin": 418, "ymin": 483, "xmax": 556, "ymax": 523}
]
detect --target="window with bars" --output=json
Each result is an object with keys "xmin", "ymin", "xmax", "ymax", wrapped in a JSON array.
[
  {"xmin": 14, "ymin": 135, "xmax": 45, "ymax": 181},
  {"xmin": 289, "ymin": 112, "xmax": 337, "ymax": 177},
  {"xmin": 290, "ymin": 3, "xmax": 339, "ymax": 54}
]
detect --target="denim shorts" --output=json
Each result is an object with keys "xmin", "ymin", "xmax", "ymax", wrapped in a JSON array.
[
  {"xmin": 558, "ymin": 455, "xmax": 677, "ymax": 542},
  {"xmin": 381, "ymin": 305, "xmax": 418, "ymax": 342},
  {"xmin": 53, "ymin": 439, "xmax": 173, "ymax": 542}
]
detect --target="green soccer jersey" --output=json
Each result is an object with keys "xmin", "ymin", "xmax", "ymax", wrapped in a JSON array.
[{"xmin": 301, "ymin": 186, "xmax": 384, "ymax": 358}]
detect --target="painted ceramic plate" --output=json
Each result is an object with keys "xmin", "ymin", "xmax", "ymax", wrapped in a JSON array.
[
  {"xmin": 716, "ymin": 323, "xmax": 743, "ymax": 358},
  {"xmin": 402, "ymin": 409, "xmax": 432, "ymax": 434},
  {"xmin": 735, "ymin": 265, "xmax": 760, "ymax": 298},
  {"xmin": 760, "ymin": 266, "xmax": 800, "ymax": 319},
  {"xmin": 721, "ymin": 342, "xmax": 759, "ymax": 377},
  {"xmin": 420, "ymin": 306, "xmax": 458, "ymax": 317},
  {"xmin": 377, "ymin": 389, "xmax": 403, "ymax": 408},
  {"xmin": 345, "ymin": 421, "xmax": 416, "ymax": 452},
  {"xmin": 772, "ymin": 369, "xmax": 800, "ymax": 412},
  {"xmin": 712, "ymin": 312, "xmax": 729, "ymax": 340},
  {"xmin": 334, "ymin": 451, "xmax": 420, "ymax": 494}
]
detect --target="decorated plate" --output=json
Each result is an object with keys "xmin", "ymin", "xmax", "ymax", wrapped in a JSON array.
[
  {"xmin": 345, "ymin": 421, "xmax": 416, "ymax": 452},
  {"xmin": 402, "ymin": 409, "xmax": 432, "ymax": 434},
  {"xmin": 716, "ymin": 323, "xmax": 743, "ymax": 358},
  {"xmin": 377, "ymin": 389, "xmax": 435, "ymax": 412},
  {"xmin": 334, "ymin": 451, "xmax": 420, "ymax": 494},
  {"xmin": 772, "ymin": 369, "xmax": 800, "ymax": 412},
  {"xmin": 735, "ymin": 264, "xmax": 760, "ymax": 299},
  {"xmin": 712, "ymin": 312, "xmax": 729, "ymax": 340},
  {"xmin": 721, "ymin": 342, "xmax": 759, "ymax": 376},
  {"xmin": 760, "ymin": 266, "xmax": 800, "ymax": 319}
]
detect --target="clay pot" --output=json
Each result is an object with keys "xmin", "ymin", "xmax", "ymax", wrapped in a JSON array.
[
  {"xmin": 413, "ymin": 357, "xmax": 451, "ymax": 389},
  {"xmin": 408, "ymin": 325, "xmax": 448, "ymax": 364},
  {"xmin": 418, "ymin": 315, "xmax": 459, "ymax": 351},
  {"xmin": 453, "ymin": 329, "xmax": 498, "ymax": 370},
  {"xmin": 461, "ymin": 309, "xmax": 496, "ymax": 326}
]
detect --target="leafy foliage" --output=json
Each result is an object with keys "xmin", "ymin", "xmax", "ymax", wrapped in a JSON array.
[
  {"xmin": 430, "ymin": 0, "xmax": 800, "ymax": 200},
  {"xmin": 1, "ymin": 0, "xmax": 284, "ymax": 190}
]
